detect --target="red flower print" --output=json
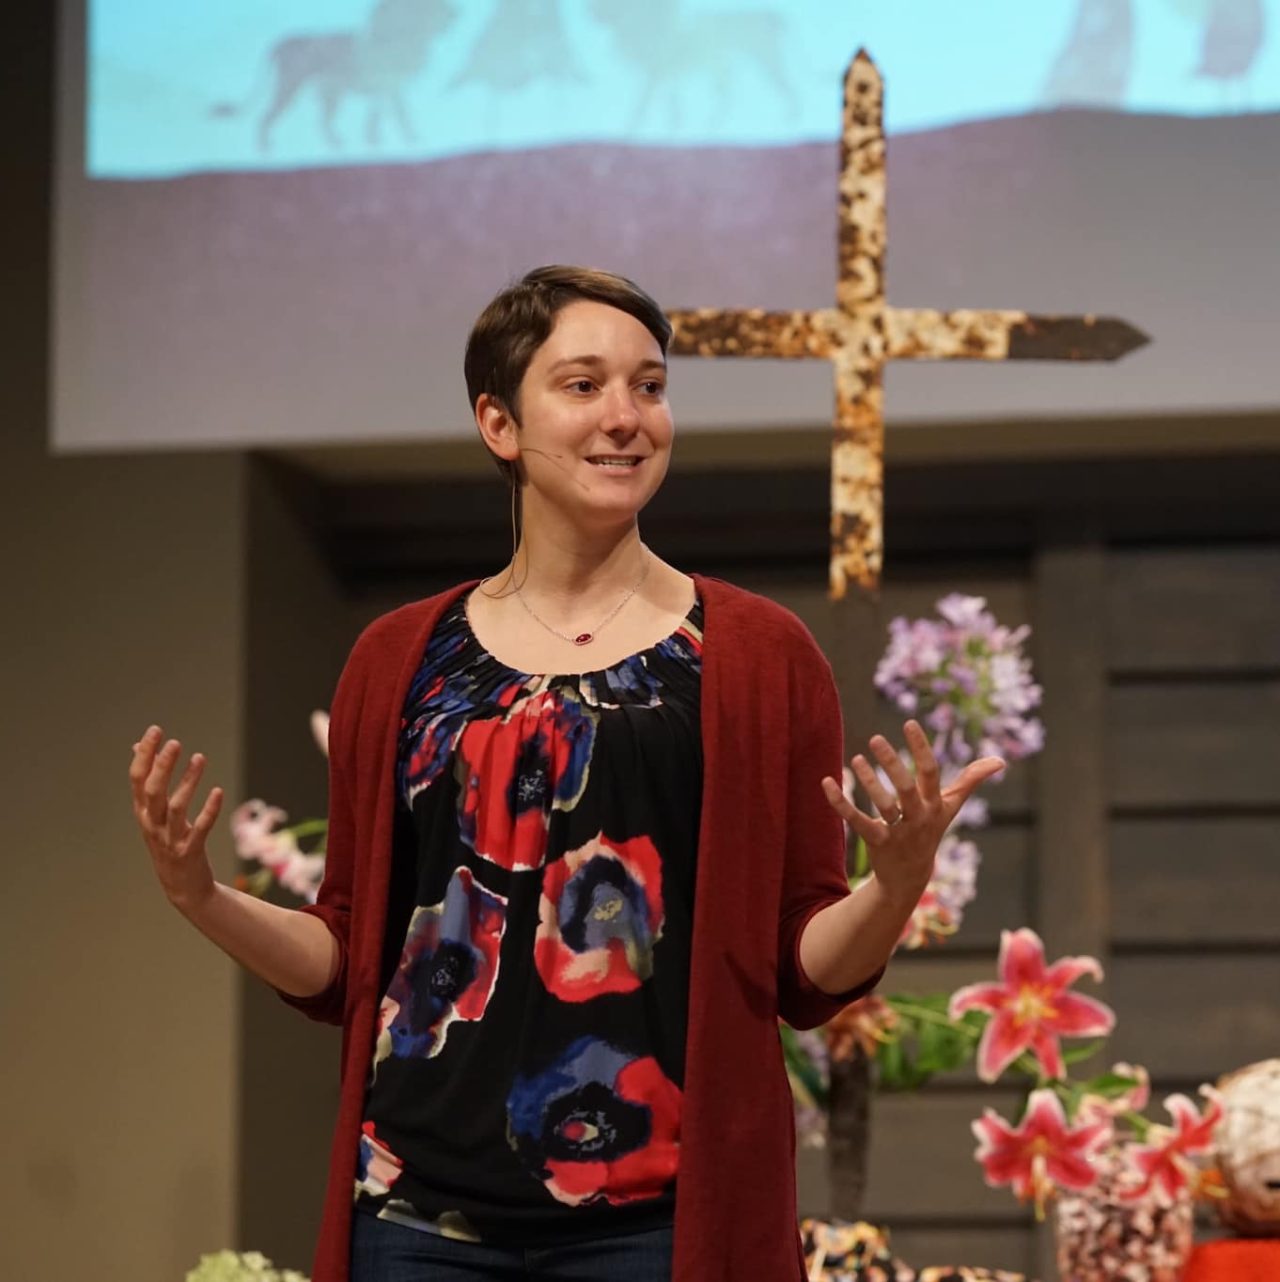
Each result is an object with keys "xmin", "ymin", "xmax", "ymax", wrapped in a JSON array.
[
  {"xmin": 454, "ymin": 688, "xmax": 598, "ymax": 871},
  {"xmin": 507, "ymin": 1037, "xmax": 682, "ymax": 1208},
  {"xmin": 374, "ymin": 866, "xmax": 507, "ymax": 1065},
  {"xmin": 355, "ymin": 1121, "xmax": 404, "ymax": 1198},
  {"xmin": 534, "ymin": 832, "xmax": 664, "ymax": 1002}
]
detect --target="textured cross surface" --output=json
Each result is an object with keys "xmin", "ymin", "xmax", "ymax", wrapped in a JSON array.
[
  {"xmin": 667, "ymin": 50, "xmax": 1147, "ymax": 599},
  {"xmin": 668, "ymin": 51, "xmax": 1147, "ymax": 1231}
]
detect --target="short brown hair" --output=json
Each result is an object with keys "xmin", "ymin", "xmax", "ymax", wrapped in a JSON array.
[{"xmin": 464, "ymin": 265, "xmax": 672, "ymax": 486}]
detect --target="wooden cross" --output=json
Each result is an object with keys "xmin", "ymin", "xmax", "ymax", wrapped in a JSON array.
[
  {"xmin": 666, "ymin": 50, "xmax": 1147, "ymax": 600},
  {"xmin": 665, "ymin": 49, "xmax": 1147, "ymax": 1220}
]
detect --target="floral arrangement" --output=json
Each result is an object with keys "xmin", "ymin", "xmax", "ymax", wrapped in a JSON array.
[
  {"xmin": 781, "ymin": 593, "xmax": 1225, "ymax": 1235},
  {"xmin": 231, "ymin": 712, "xmax": 330, "ymax": 902},
  {"xmin": 781, "ymin": 593, "xmax": 1044, "ymax": 1147},
  {"xmin": 186, "ymin": 1251, "xmax": 308, "ymax": 1282},
  {"xmin": 959, "ymin": 928, "xmax": 1222, "ymax": 1217}
]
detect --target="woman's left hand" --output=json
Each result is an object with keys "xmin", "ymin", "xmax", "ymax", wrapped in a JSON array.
[{"xmin": 820, "ymin": 719, "xmax": 1006, "ymax": 909}]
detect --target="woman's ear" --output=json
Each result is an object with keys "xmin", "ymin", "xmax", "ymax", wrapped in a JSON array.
[{"xmin": 475, "ymin": 393, "xmax": 520, "ymax": 463}]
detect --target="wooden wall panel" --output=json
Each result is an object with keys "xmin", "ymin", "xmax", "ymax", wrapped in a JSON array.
[
  {"xmin": 861, "ymin": 1091, "xmax": 1028, "ymax": 1220},
  {"xmin": 1032, "ymin": 533, "xmax": 1109, "ymax": 968},
  {"xmin": 946, "ymin": 825, "xmax": 1034, "ymax": 951},
  {"xmin": 1111, "ymin": 817, "xmax": 1280, "ymax": 947},
  {"xmin": 1107, "ymin": 547, "xmax": 1280, "ymax": 673},
  {"xmin": 1107, "ymin": 955, "xmax": 1280, "ymax": 1083},
  {"xmin": 1108, "ymin": 682, "xmax": 1280, "ymax": 810}
]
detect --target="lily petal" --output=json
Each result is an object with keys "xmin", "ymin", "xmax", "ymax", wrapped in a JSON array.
[
  {"xmin": 976, "ymin": 1008, "xmax": 1035, "ymax": 1082},
  {"xmin": 1044, "ymin": 954, "xmax": 1104, "ymax": 989},
  {"xmin": 948, "ymin": 981, "xmax": 1011, "ymax": 1019},
  {"xmin": 1046, "ymin": 1148, "xmax": 1107, "ymax": 1191},
  {"xmin": 1048, "ymin": 990, "xmax": 1116, "ymax": 1037},
  {"xmin": 999, "ymin": 928, "xmax": 1049, "ymax": 989},
  {"xmin": 1028, "ymin": 1025, "xmax": 1066, "ymax": 1082}
]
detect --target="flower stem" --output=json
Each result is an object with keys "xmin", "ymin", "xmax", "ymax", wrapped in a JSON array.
[{"xmin": 285, "ymin": 819, "xmax": 329, "ymax": 840}]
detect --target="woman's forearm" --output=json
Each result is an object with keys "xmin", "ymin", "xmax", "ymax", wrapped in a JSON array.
[
  {"xmin": 798, "ymin": 874, "xmax": 917, "ymax": 996},
  {"xmin": 181, "ymin": 882, "xmax": 339, "ymax": 998}
]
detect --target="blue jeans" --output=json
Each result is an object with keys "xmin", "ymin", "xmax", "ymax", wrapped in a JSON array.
[{"xmin": 350, "ymin": 1207, "xmax": 674, "ymax": 1281}]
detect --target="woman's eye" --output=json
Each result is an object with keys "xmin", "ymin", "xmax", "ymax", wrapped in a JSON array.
[
  {"xmin": 568, "ymin": 379, "xmax": 595, "ymax": 393},
  {"xmin": 639, "ymin": 380, "xmax": 665, "ymax": 395}
]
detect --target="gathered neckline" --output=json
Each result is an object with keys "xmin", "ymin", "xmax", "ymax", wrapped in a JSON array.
[{"xmin": 457, "ymin": 590, "xmax": 701, "ymax": 680}]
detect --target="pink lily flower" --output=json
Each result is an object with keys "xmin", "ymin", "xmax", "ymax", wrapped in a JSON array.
[
  {"xmin": 1078, "ymin": 1061, "xmax": 1151, "ymax": 1127},
  {"xmin": 948, "ymin": 928, "xmax": 1115, "ymax": 1082},
  {"xmin": 310, "ymin": 709, "xmax": 330, "ymax": 758},
  {"xmin": 229, "ymin": 799, "xmax": 292, "ymax": 863},
  {"xmin": 973, "ymin": 1088, "xmax": 1110, "ymax": 1218},
  {"xmin": 897, "ymin": 887, "xmax": 957, "ymax": 949},
  {"xmin": 1120, "ymin": 1089, "xmax": 1224, "ymax": 1204}
]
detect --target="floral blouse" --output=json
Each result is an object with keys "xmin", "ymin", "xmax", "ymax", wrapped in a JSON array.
[{"xmin": 353, "ymin": 590, "xmax": 705, "ymax": 1244}]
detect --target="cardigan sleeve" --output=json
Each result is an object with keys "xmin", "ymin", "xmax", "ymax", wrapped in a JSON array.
[
  {"xmin": 776, "ymin": 628, "xmax": 885, "ymax": 1030},
  {"xmin": 273, "ymin": 640, "xmax": 364, "ymax": 1026}
]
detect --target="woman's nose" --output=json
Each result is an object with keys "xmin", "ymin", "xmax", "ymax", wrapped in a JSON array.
[{"xmin": 600, "ymin": 386, "xmax": 642, "ymax": 429}]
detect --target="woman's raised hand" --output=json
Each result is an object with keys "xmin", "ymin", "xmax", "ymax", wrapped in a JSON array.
[
  {"xmin": 822, "ymin": 719, "xmax": 1005, "ymax": 908},
  {"xmin": 129, "ymin": 725, "xmax": 224, "ymax": 915}
]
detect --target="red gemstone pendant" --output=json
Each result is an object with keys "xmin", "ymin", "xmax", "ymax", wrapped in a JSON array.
[{"xmin": 573, "ymin": 633, "xmax": 593, "ymax": 646}]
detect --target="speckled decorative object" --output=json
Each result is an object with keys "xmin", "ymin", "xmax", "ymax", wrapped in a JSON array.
[
  {"xmin": 800, "ymin": 1219, "xmax": 913, "ymax": 1281},
  {"xmin": 1214, "ymin": 1058, "xmax": 1280, "ymax": 1235},
  {"xmin": 798, "ymin": 1219, "xmax": 1032, "ymax": 1282},
  {"xmin": 915, "ymin": 1271, "xmax": 1030, "ymax": 1282},
  {"xmin": 1054, "ymin": 1148, "xmax": 1193, "ymax": 1282}
]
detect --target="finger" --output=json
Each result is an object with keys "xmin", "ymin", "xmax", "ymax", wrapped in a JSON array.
[
  {"xmin": 129, "ymin": 725, "xmax": 164, "ymax": 810},
  {"xmin": 167, "ymin": 752, "xmax": 207, "ymax": 845},
  {"xmin": 849, "ymin": 751, "xmax": 902, "ymax": 820},
  {"xmin": 868, "ymin": 734, "xmax": 921, "ymax": 817},
  {"xmin": 941, "ymin": 757, "xmax": 1008, "ymax": 816},
  {"xmin": 822, "ymin": 774, "xmax": 857, "ymax": 820},
  {"xmin": 824, "ymin": 776, "xmax": 894, "ymax": 846},
  {"xmin": 188, "ymin": 786, "xmax": 224, "ymax": 846},
  {"xmin": 903, "ymin": 720, "xmax": 941, "ymax": 803},
  {"xmin": 143, "ymin": 738, "xmax": 182, "ymax": 826}
]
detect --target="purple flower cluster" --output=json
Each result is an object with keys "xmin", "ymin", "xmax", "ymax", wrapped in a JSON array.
[
  {"xmin": 931, "ymin": 832, "xmax": 981, "ymax": 922},
  {"xmin": 875, "ymin": 593, "xmax": 1044, "ymax": 770}
]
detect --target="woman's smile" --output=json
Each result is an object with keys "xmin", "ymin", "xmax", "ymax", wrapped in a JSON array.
[{"xmin": 586, "ymin": 455, "xmax": 644, "ymax": 471}]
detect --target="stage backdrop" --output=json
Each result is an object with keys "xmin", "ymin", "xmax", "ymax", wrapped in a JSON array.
[{"xmin": 54, "ymin": 0, "xmax": 1280, "ymax": 452}]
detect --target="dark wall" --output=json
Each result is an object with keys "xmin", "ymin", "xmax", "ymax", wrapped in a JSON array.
[{"xmin": 2, "ymin": 10, "xmax": 250, "ymax": 1280}]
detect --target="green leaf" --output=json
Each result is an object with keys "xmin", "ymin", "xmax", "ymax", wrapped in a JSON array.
[
  {"xmin": 236, "ymin": 868, "xmax": 275, "ymax": 898},
  {"xmin": 1009, "ymin": 1050, "xmax": 1045, "ymax": 1081},
  {"xmin": 876, "ymin": 1033, "xmax": 915, "ymax": 1091},
  {"xmin": 915, "ymin": 1018, "xmax": 971, "ymax": 1076},
  {"xmin": 285, "ymin": 818, "xmax": 329, "ymax": 840},
  {"xmin": 851, "ymin": 835, "xmax": 871, "ymax": 880},
  {"xmin": 1079, "ymin": 1071, "xmax": 1142, "ymax": 1098},
  {"xmin": 1062, "ymin": 1039, "xmax": 1107, "ymax": 1066}
]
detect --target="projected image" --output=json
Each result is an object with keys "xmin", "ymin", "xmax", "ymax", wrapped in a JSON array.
[
  {"xmin": 58, "ymin": 0, "xmax": 1279, "ymax": 452},
  {"xmin": 89, "ymin": 0, "xmax": 1276, "ymax": 177}
]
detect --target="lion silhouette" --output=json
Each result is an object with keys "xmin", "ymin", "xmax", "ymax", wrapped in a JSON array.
[
  {"xmin": 587, "ymin": 0, "xmax": 797, "ymax": 131},
  {"xmin": 211, "ymin": 0, "xmax": 457, "ymax": 152}
]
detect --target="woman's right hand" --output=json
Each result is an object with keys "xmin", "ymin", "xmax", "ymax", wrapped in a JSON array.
[{"xmin": 130, "ymin": 724, "xmax": 224, "ymax": 916}]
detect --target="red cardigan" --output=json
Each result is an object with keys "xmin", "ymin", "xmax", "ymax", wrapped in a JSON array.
[{"xmin": 282, "ymin": 573, "xmax": 881, "ymax": 1281}]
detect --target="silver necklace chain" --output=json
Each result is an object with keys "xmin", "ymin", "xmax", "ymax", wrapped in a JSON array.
[{"xmin": 514, "ymin": 550, "xmax": 651, "ymax": 647}]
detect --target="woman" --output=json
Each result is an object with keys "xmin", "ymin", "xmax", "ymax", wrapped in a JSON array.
[{"xmin": 130, "ymin": 266, "xmax": 1004, "ymax": 1282}]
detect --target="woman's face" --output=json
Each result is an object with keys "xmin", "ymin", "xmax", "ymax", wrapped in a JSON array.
[{"xmin": 497, "ymin": 299, "xmax": 674, "ymax": 531}]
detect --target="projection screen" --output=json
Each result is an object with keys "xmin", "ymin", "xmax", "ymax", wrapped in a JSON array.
[{"xmin": 54, "ymin": 0, "xmax": 1280, "ymax": 452}]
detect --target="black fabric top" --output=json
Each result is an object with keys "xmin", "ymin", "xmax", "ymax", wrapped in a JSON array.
[{"xmin": 353, "ymin": 590, "xmax": 705, "ymax": 1244}]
